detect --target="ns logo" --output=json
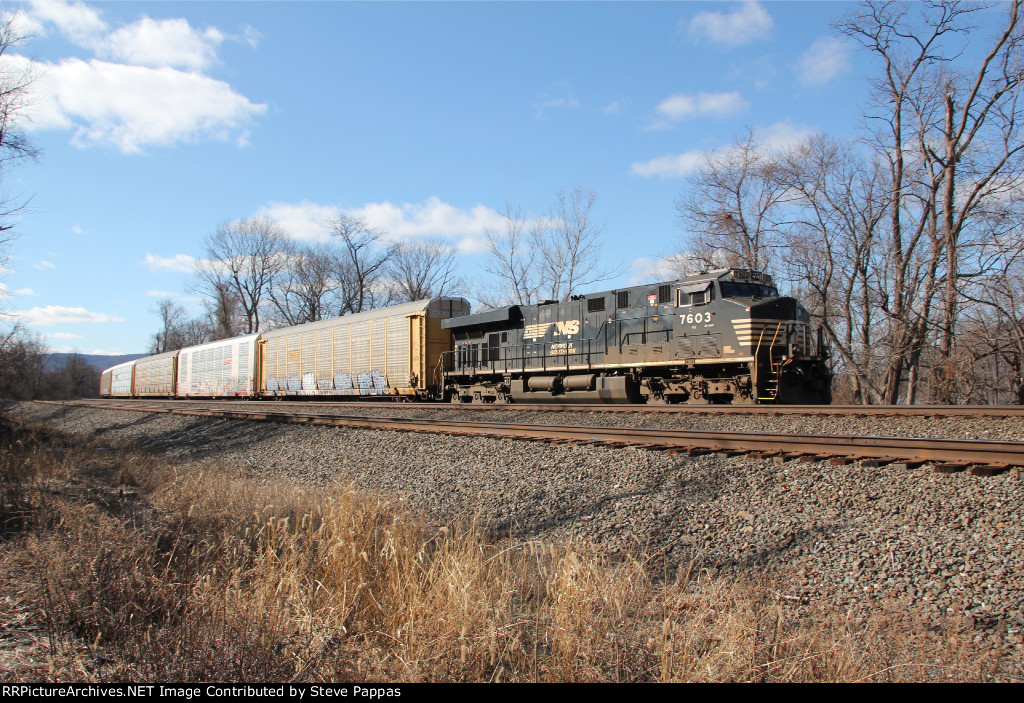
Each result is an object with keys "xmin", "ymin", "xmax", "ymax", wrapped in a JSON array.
[
  {"xmin": 523, "ymin": 319, "xmax": 580, "ymax": 339},
  {"xmin": 555, "ymin": 320, "xmax": 580, "ymax": 335}
]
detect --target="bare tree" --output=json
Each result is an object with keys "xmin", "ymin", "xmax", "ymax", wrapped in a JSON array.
[
  {"xmin": 775, "ymin": 134, "xmax": 892, "ymax": 403},
  {"xmin": 0, "ymin": 14, "xmax": 43, "ymax": 400},
  {"xmin": 326, "ymin": 215, "xmax": 396, "ymax": 314},
  {"xmin": 533, "ymin": 187, "xmax": 616, "ymax": 301},
  {"xmin": 835, "ymin": 0, "xmax": 1024, "ymax": 403},
  {"xmin": 193, "ymin": 217, "xmax": 289, "ymax": 335},
  {"xmin": 149, "ymin": 298, "xmax": 211, "ymax": 353},
  {"xmin": 675, "ymin": 130, "xmax": 791, "ymax": 274},
  {"xmin": 0, "ymin": 12, "xmax": 39, "ymax": 238},
  {"xmin": 481, "ymin": 202, "xmax": 539, "ymax": 306},
  {"xmin": 385, "ymin": 238, "xmax": 463, "ymax": 302},
  {"xmin": 268, "ymin": 242, "xmax": 341, "ymax": 325},
  {"xmin": 201, "ymin": 278, "xmax": 243, "ymax": 340},
  {"xmin": 40, "ymin": 352, "xmax": 99, "ymax": 400},
  {"xmin": 0, "ymin": 325, "xmax": 45, "ymax": 400},
  {"xmin": 961, "ymin": 228, "xmax": 1024, "ymax": 403},
  {"xmin": 150, "ymin": 298, "xmax": 186, "ymax": 353}
]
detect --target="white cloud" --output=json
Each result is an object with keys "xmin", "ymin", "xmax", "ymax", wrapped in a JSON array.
[
  {"xmin": 255, "ymin": 201, "xmax": 342, "ymax": 243},
  {"xmin": 27, "ymin": 0, "xmax": 108, "ymax": 45},
  {"xmin": 98, "ymin": 17, "xmax": 224, "ymax": 71},
  {"xmin": 758, "ymin": 121, "xmax": 816, "ymax": 152},
  {"xmin": 47, "ymin": 332, "xmax": 84, "ymax": 340},
  {"xmin": 144, "ymin": 253, "xmax": 197, "ymax": 273},
  {"xmin": 345, "ymin": 197, "xmax": 505, "ymax": 253},
  {"xmin": 534, "ymin": 93, "xmax": 580, "ymax": 120},
  {"xmin": 254, "ymin": 197, "xmax": 510, "ymax": 254},
  {"xmin": 23, "ymin": 57, "xmax": 261, "ymax": 151},
  {"xmin": 630, "ymin": 150, "xmax": 707, "ymax": 179},
  {"xmin": 631, "ymin": 121, "xmax": 815, "ymax": 180},
  {"xmin": 3, "ymin": 8, "xmax": 45, "ymax": 38},
  {"xmin": 12, "ymin": 287, "xmax": 38, "ymax": 296},
  {"xmin": 11, "ymin": 305, "xmax": 124, "ymax": 326},
  {"xmin": 602, "ymin": 100, "xmax": 623, "ymax": 114},
  {"xmin": 71, "ymin": 224, "xmax": 84, "ymax": 234},
  {"xmin": 34, "ymin": 260, "xmax": 56, "ymax": 270},
  {"xmin": 240, "ymin": 24, "xmax": 263, "ymax": 48},
  {"xmin": 688, "ymin": 1, "xmax": 773, "ymax": 48},
  {"xmin": 627, "ymin": 257, "xmax": 679, "ymax": 286},
  {"xmin": 653, "ymin": 91, "xmax": 747, "ymax": 126},
  {"xmin": 8, "ymin": 2, "xmax": 266, "ymax": 153},
  {"xmin": 145, "ymin": 289, "xmax": 181, "ymax": 298},
  {"xmin": 26, "ymin": 2, "xmax": 223, "ymax": 71},
  {"xmin": 17, "ymin": 57, "xmax": 267, "ymax": 153},
  {"xmin": 796, "ymin": 37, "xmax": 851, "ymax": 86}
]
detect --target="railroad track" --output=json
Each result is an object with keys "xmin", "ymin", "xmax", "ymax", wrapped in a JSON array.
[
  {"xmin": 77, "ymin": 397, "xmax": 1024, "ymax": 417},
  {"xmin": 44, "ymin": 400, "xmax": 1024, "ymax": 476}
]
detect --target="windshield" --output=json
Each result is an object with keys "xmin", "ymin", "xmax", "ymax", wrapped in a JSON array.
[{"xmin": 720, "ymin": 282, "xmax": 778, "ymax": 298}]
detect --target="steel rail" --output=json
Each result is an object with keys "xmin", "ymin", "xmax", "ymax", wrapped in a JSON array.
[
  {"xmin": 41, "ymin": 401, "xmax": 1024, "ymax": 467},
  {"xmin": 78, "ymin": 397, "xmax": 1024, "ymax": 417}
]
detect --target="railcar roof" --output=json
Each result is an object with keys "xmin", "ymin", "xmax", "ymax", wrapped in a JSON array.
[
  {"xmin": 258, "ymin": 297, "xmax": 470, "ymax": 340},
  {"xmin": 101, "ymin": 359, "xmax": 137, "ymax": 374},
  {"xmin": 178, "ymin": 333, "xmax": 260, "ymax": 356},
  {"xmin": 135, "ymin": 350, "xmax": 179, "ymax": 364}
]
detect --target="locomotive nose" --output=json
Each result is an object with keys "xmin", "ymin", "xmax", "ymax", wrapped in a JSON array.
[{"xmin": 749, "ymin": 297, "xmax": 797, "ymax": 319}]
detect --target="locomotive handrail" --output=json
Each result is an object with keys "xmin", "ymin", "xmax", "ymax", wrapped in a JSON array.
[
  {"xmin": 620, "ymin": 329, "xmax": 674, "ymax": 347},
  {"xmin": 445, "ymin": 321, "xmax": 617, "ymax": 378}
]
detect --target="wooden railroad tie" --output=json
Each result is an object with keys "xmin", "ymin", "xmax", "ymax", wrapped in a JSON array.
[
  {"xmin": 970, "ymin": 464, "xmax": 1010, "ymax": 477},
  {"xmin": 888, "ymin": 460, "xmax": 927, "ymax": 470},
  {"xmin": 933, "ymin": 463, "xmax": 969, "ymax": 474},
  {"xmin": 773, "ymin": 452, "xmax": 809, "ymax": 464},
  {"xmin": 860, "ymin": 458, "xmax": 894, "ymax": 469},
  {"xmin": 716, "ymin": 450, "xmax": 747, "ymax": 459}
]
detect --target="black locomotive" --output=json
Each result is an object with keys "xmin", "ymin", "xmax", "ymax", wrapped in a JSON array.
[{"xmin": 441, "ymin": 268, "xmax": 831, "ymax": 404}]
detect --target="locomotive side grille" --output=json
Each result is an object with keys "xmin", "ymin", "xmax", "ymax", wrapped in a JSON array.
[{"xmin": 699, "ymin": 336, "xmax": 720, "ymax": 356}]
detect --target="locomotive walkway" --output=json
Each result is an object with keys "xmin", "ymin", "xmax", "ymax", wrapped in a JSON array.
[{"xmin": 47, "ymin": 400, "xmax": 1024, "ymax": 475}]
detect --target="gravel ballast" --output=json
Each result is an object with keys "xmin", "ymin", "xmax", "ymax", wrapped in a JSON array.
[
  {"xmin": 15, "ymin": 401, "xmax": 1024, "ymax": 664},
  {"xmin": 79, "ymin": 398, "xmax": 1024, "ymax": 441}
]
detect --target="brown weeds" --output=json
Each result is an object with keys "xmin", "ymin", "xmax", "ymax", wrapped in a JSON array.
[{"xmin": 0, "ymin": 415, "xmax": 1008, "ymax": 682}]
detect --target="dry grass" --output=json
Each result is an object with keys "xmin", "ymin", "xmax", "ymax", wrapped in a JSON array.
[{"xmin": 0, "ymin": 415, "xmax": 1010, "ymax": 682}]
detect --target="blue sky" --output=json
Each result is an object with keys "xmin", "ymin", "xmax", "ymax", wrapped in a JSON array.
[{"xmin": 0, "ymin": 1, "xmax": 1006, "ymax": 355}]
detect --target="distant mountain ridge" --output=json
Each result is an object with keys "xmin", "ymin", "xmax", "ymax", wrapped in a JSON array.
[{"xmin": 44, "ymin": 353, "xmax": 147, "ymax": 372}]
